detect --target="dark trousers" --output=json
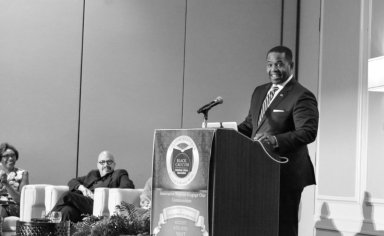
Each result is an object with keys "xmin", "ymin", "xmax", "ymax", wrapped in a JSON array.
[
  {"xmin": 51, "ymin": 191, "xmax": 93, "ymax": 223},
  {"xmin": 279, "ymin": 187, "xmax": 303, "ymax": 236}
]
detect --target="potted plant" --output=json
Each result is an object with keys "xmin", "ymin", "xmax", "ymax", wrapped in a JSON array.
[{"xmin": 72, "ymin": 202, "xmax": 150, "ymax": 236}]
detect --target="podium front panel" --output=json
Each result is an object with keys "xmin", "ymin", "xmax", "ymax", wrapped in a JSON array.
[
  {"xmin": 209, "ymin": 129, "xmax": 280, "ymax": 236},
  {"xmin": 151, "ymin": 129, "xmax": 215, "ymax": 236}
]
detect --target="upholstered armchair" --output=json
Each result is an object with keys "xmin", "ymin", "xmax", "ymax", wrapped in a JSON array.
[
  {"xmin": 92, "ymin": 188, "xmax": 143, "ymax": 217},
  {"xmin": 19, "ymin": 185, "xmax": 143, "ymax": 219},
  {"xmin": 2, "ymin": 185, "xmax": 143, "ymax": 235},
  {"xmin": 2, "ymin": 184, "xmax": 48, "ymax": 235},
  {"xmin": 44, "ymin": 185, "xmax": 69, "ymax": 214},
  {"xmin": 20, "ymin": 184, "xmax": 69, "ymax": 221},
  {"xmin": 2, "ymin": 184, "xmax": 68, "ymax": 236}
]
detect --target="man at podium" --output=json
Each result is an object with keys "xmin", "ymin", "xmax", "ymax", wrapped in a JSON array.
[{"xmin": 238, "ymin": 46, "xmax": 319, "ymax": 236}]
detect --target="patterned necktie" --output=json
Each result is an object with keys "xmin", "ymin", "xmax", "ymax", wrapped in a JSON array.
[{"xmin": 258, "ymin": 86, "xmax": 279, "ymax": 125}]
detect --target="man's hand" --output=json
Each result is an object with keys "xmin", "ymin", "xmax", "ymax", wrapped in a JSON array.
[
  {"xmin": 78, "ymin": 185, "xmax": 94, "ymax": 199},
  {"xmin": 253, "ymin": 133, "xmax": 277, "ymax": 146},
  {"xmin": 140, "ymin": 199, "xmax": 151, "ymax": 209}
]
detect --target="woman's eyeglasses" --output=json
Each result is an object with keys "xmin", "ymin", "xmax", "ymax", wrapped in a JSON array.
[
  {"xmin": 98, "ymin": 160, "xmax": 114, "ymax": 165},
  {"xmin": 1, "ymin": 154, "xmax": 16, "ymax": 159}
]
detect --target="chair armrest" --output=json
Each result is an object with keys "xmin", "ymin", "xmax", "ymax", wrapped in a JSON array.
[
  {"xmin": 108, "ymin": 188, "xmax": 143, "ymax": 214},
  {"xmin": 45, "ymin": 185, "xmax": 69, "ymax": 213},
  {"xmin": 92, "ymin": 187, "xmax": 110, "ymax": 217},
  {"xmin": 92, "ymin": 188, "xmax": 143, "ymax": 217},
  {"xmin": 19, "ymin": 184, "xmax": 51, "ymax": 222}
]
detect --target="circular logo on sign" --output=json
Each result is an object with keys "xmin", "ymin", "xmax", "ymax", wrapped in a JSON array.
[{"xmin": 166, "ymin": 135, "xmax": 199, "ymax": 186}]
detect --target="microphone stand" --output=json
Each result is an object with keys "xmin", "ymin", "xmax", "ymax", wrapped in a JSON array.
[{"xmin": 202, "ymin": 110, "xmax": 208, "ymax": 128}]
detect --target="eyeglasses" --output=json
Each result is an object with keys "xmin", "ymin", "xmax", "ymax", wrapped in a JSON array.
[
  {"xmin": 98, "ymin": 160, "xmax": 114, "ymax": 165},
  {"xmin": 1, "ymin": 154, "xmax": 16, "ymax": 159}
]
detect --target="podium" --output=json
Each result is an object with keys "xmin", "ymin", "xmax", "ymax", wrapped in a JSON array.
[{"xmin": 151, "ymin": 128, "xmax": 280, "ymax": 236}]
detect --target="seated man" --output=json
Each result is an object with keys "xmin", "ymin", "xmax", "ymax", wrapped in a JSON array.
[{"xmin": 51, "ymin": 150, "xmax": 135, "ymax": 222}]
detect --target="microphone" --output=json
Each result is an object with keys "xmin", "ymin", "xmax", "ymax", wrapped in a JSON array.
[{"xmin": 197, "ymin": 96, "xmax": 223, "ymax": 114}]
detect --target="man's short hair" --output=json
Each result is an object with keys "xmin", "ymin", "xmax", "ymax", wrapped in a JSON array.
[{"xmin": 267, "ymin": 46, "xmax": 293, "ymax": 62}]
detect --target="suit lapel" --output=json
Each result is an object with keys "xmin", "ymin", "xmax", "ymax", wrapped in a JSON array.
[
  {"xmin": 255, "ymin": 83, "xmax": 272, "ymax": 122},
  {"xmin": 254, "ymin": 83, "xmax": 272, "ymax": 131},
  {"xmin": 268, "ymin": 79, "xmax": 295, "ymax": 110},
  {"xmin": 98, "ymin": 171, "xmax": 114, "ymax": 188},
  {"xmin": 84, "ymin": 170, "xmax": 100, "ymax": 188},
  {"xmin": 86, "ymin": 170, "xmax": 114, "ymax": 188},
  {"xmin": 256, "ymin": 79, "xmax": 296, "ymax": 131},
  {"xmin": 105, "ymin": 171, "xmax": 114, "ymax": 186}
]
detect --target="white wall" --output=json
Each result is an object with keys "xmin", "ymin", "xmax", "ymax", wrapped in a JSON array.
[
  {"xmin": 0, "ymin": 0, "xmax": 83, "ymax": 184},
  {"xmin": 78, "ymin": 0, "xmax": 186, "ymax": 187},
  {"xmin": 0, "ymin": 0, "xmax": 296, "ymax": 190},
  {"xmin": 297, "ymin": 1, "xmax": 321, "ymax": 235},
  {"xmin": 370, "ymin": 0, "xmax": 384, "ymax": 58},
  {"xmin": 314, "ymin": 0, "xmax": 384, "ymax": 235},
  {"xmin": 5, "ymin": 2, "xmax": 349, "ymax": 236},
  {"xmin": 182, "ymin": 0, "xmax": 282, "ymax": 128}
]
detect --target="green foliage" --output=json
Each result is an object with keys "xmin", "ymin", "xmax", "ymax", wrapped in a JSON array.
[{"xmin": 72, "ymin": 202, "xmax": 150, "ymax": 236}]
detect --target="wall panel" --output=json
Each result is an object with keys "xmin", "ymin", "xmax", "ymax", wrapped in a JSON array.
[
  {"xmin": 297, "ymin": 0, "xmax": 321, "ymax": 235},
  {"xmin": 182, "ymin": 0, "xmax": 283, "ymax": 128},
  {"xmin": 370, "ymin": 0, "xmax": 384, "ymax": 58},
  {"xmin": 316, "ymin": 0, "xmax": 384, "ymax": 234},
  {"xmin": 367, "ymin": 0, "xmax": 384, "ymax": 201},
  {"xmin": 0, "ymin": 0, "xmax": 83, "ymax": 184},
  {"xmin": 366, "ymin": 92, "xmax": 384, "ymax": 200},
  {"xmin": 283, "ymin": 0, "xmax": 298, "ymax": 55},
  {"xmin": 317, "ymin": 0, "xmax": 362, "ymax": 198},
  {"xmin": 79, "ymin": 0, "xmax": 185, "ymax": 187}
]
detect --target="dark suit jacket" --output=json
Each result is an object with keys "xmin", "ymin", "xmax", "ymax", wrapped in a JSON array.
[
  {"xmin": 68, "ymin": 169, "xmax": 135, "ymax": 192},
  {"xmin": 238, "ymin": 78, "xmax": 318, "ymax": 189}
]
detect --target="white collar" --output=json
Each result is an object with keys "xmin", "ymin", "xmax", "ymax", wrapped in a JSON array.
[{"xmin": 272, "ymin": 74, "xmax": 293, "ymax": 90}]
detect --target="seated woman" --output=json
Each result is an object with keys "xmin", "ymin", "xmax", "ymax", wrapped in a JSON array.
[{"xmin": 0, "ymin": 143, "xmax": 29, "ymax": 217}]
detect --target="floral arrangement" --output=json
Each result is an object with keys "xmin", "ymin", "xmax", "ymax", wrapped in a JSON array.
[
  {"xmin": 0, "ymin": 168, "xmax": 23, "ymax": 195},
  {"xmin": 72, "ymin": 202, "xmax": 150, "ymax": 236}
]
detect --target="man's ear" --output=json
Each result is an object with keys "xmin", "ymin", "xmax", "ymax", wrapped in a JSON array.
[{"xmin": 290, "ymin": 61, "xmax": 294, "ymax": 69}]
